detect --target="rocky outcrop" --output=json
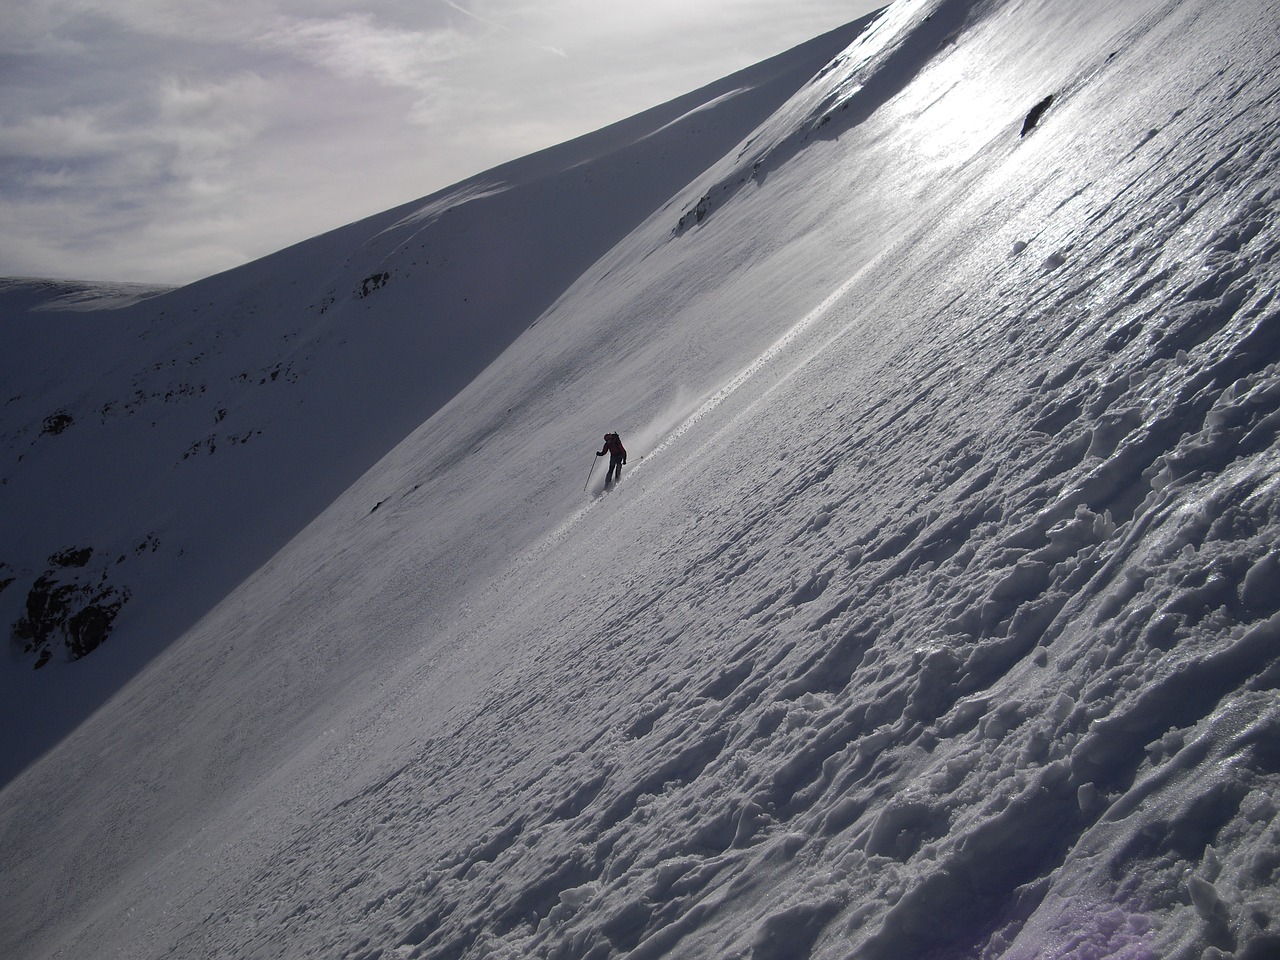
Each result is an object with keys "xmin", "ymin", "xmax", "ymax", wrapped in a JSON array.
[
  {"xmin": 1021, "ymin": 94, "xmax": 1055, "ymax": 136},
  {"xmin": 358, "ymin": 272, "xmax": 390, "ymax": 298},
  {"xmin": 11, "ymin": 547, "xmax": 130, "ymax": 669},
  {"xmin": 41, "ymin": 411, "xmax": 73, "ymax": 435}
]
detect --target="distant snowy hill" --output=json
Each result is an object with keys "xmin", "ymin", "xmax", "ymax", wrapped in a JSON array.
[{"xmin": 3, "ymin": 1, "xmax": 1280, "ymax": 959}]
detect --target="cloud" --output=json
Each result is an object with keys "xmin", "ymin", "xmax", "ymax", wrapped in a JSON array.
[
  {"xmin": 438, "ymin": 0, "xmax": 567, "ymax": 59},
  {"xmin": 154, "ymin": 72, "xmax": 273, "ymax": 148},
  {"xmin": 260, "ymin": 13, "xmax": 468, "ymax": 88},
  {"xmin": 0, "ymin": 110, "xmax": 122, "ymax": 161},
  {"xmin": 253, "ymin": 12, "xmax": 477, "ymax": 126}
]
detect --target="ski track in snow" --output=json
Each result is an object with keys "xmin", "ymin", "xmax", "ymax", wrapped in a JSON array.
[
  {"xmin": 541, "ymin": 258, "xmax": 876, "ymax": 555},
  {"xmin": 4, "ymin": 1, "xmax": 1280, "ymax": 959}
]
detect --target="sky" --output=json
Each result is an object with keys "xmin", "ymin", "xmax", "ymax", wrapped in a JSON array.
[{"xmin": 0, "ymin": 0, "xmax": 881, "ymax": 286}]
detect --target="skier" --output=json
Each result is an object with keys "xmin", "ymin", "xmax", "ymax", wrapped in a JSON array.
[{"xmin": 597, "ymin": 432, "xmax": 627, "ymax": 485}]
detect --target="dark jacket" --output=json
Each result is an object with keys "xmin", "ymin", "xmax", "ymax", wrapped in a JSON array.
[{"xmin": 598, "ymin": 433, "xmax": 627, "ymax": 461}]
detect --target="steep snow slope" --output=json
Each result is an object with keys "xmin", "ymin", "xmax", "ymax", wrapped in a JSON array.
[
  {"xmin": 0, "ymin": 18, "xmax": 870, "ymax": 786},
  {"xmin": 4, "ymin": 0, "xmax": 1280, "ymax": 959}
]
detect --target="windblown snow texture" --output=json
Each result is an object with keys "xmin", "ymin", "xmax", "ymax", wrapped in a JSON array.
[{"xmin": 3, "ymin": 1, "xmax": 1280, "ymax": 959}]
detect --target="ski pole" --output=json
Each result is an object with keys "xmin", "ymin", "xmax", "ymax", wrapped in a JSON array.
[{"xmin": 583, "ymin": 455, "xmax": 597, "ymax": 492}]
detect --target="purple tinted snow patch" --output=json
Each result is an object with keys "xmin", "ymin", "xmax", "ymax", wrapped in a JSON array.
[
  {"xmin": 1002, "ymin": 900, "xmax": 1156, "ymax": 960},
  {"xmin": 878, "ymin": 895, "xmax": 1156, "ymax": 960}
]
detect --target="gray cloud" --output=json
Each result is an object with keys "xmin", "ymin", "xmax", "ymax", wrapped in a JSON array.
[{"xmin": 258, "ymin": 13, "xmax": 468, "ymax": 89}]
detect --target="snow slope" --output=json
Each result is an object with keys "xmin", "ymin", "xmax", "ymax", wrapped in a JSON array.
[
  {"xmin": 0, "ymin": 18, "xmax": 868, "ymax": 785},
  {"xmin": 4, "ymin": 0, "xmax": 1280, "ymax": 959}
]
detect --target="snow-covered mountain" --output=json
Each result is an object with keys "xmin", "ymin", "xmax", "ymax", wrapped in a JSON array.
[
  {"xmin": 0, "ymin": 18, "xmax": 868, "ymax": 783},
  {"xmin": 3, "ymin": 0, "xmax": 1279, "ymax": 958}
]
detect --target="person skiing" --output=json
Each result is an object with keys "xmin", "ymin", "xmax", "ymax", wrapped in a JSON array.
[{"xmin": 597, "ymin": 432, "xmax": 627, "ymax": 485}]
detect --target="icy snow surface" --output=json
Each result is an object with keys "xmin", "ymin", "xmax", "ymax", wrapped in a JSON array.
[{"xmin": 3, "ymin": 1, "xmax": 1280, "ymax": 959}]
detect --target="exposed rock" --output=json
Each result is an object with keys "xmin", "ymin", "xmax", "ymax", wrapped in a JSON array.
[
  {"xmin": 10, "ymin": 550, "xmax": 130, "ymax": 668},
  {"xmin": 50, "ymin": 546, "xmax": 93, "ymax": 568},
  {"xmin": 359, "ymin": 273, "xmax": 390, "ymax": 298},
  {"xmin": 1021, "ymin": 94, "xmax": 1055, "ymax": 136},
  {"xmin": 41, "ymin": 411, "xmax": 73, "ymax": 435}
]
